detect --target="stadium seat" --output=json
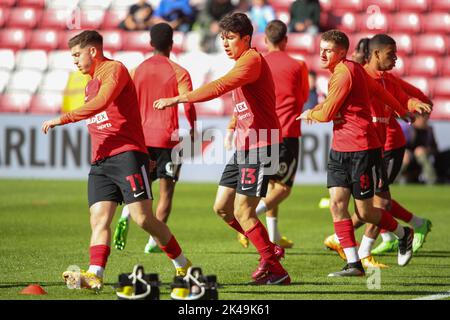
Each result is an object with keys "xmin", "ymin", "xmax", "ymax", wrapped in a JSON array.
[
  {"xmin": 442, "ymin": 57, "xmax": 450, "ymax": 76},
  {"xmin": 7, "ymin": 69, "xmax": 43, "ymax": 93},
  {"xmin": 276, "ymin": 10, "xmax": 290, "ymax": 25},
  {"xmin": 415, "ymin": 34, "xmax": 447, "ymax": 55},
  {"xmin": 6, "ymin": 7, "xmax": 41, "ymax": 29},
  {"xmin": 390, "ymin": 55, "xmax": 407, "ymax": 76},
  {"xmin": 357, "ymin": 11, "xmax": 388, "ymax": 32},
  {"xmin": 102, "ymin": 9, "xmax": 127, "ymax": 29},
  {"xmin": 362, "ymin": 0, "xmax": 397, "ymax": 12},
  {"xmin": 286, "ymin": 33, "xmax": 315, "ymax": 54},
  {"xmin": 40, "ymin": 70, "xmax": 70, "ymax": 92},
  {"xmin": 331, "ymin": 0, "xmax": 363, "ymax": 11},
  {"xmin": 305, "ymin": 55, "xmax": 328, "ymax": 75},
  {"xmin": 102, "ymin": 30, "xmax": 123, "ymax": 52},
  {"xmin": 432, "ymin": 78, "xmax": 450, "ymax": 98},
  {"xmin": 39, "ymin": 9, "xmax": 73, "ymax": 29},
  {"xmin": 390, "ymin": 33, "xmax": 413, "ymax": 55},
  {"xmin": 48, "ymin": 50, "xmax": 76, "ymax": 71},
  {"xmin": 251, "ymin": 33, "xmax": 266, "ymax": 53},
  {"xmin": 15, "ymin": 49, "xmax": 48, "ymax": 71},
  {"xmin": 423, "ymin": 12, "xmax": 450, "ymax": 33},
  {"xmin": 0, "ymin": 70, "xmax": 10, "ymax": 93},
  {"xmin": 29, "ymin": 91, "xmax": 63, "ymax": 114},
  {"xmin": 408, "ymin": 56, "xmax": 439, "ymax": 77},
  {"xmin": 58, "ymin": 29, "xmax": 85, "ymax": 50},
  {"xmin": 0, "ymin": 7, "xmax": 9, "ymax": 28},
  {"xmin": 0, "ymin": 28, "xmax": 29, "ymax": 50},
  {"xmin": 269, "ymin": 0, "xmax": 294, "ymax": 11},
  {"xmin": 28, "ymin": 29, "xmax": 60, "ymax": 51},
  {"xmin": 79, "ymin": 0, "xmax": 113, "ymax": 10},
  {"xmin": 17, "ymin": 0, "xmax": 45, "ymax": 8},
  {"xmin": 318, "ymin": 0, "xmax": 332, "ymax": 11},
  {"xmin": 172, "ymin": 31, "xmax": 185, "ymax": 54},
  {"xmin": 334, "ymin": 11, "xmax": 358, "ymax": 33},
  {"xmin": 123, "ymin": 31, "xmax": 150, "ymax": 52},
  {"xmin": 0, "ymin": 49, "xmax": 15, "ymax": 71},
  {"xmin": 389, "ymin": 13, "xmax": 421, "ymax": 33},
  {"xmin": 79, "ymin": 9, "xmax": 105, "ymax": 29},
  {"xmin": 0, "ymin": 0, "xmax": 16, "ymax": 7},
  {"xmin": 112, "ymin": 51, "xmax": 145, "ymax": 70},
  {"xmin": 0, "ymin": 91, "xmax": 32, "ymax": 113},
  {"xmin": 403, "ymin": 76, "xmax": 431, "ymax": 96},
  {"xmin": 429, "ymin": 99, "xmax": 450, "ymax": 120},
  {"xmin": 45, "ymin": 0, "xmax": 80, "ymax": 10},
  {"xmin": 430, "ymin": 0, "xmax": 450, "ymax": 11},
  {"xmin": 398, "ymin": 0, "xmax": 430, "ymax": 12}
]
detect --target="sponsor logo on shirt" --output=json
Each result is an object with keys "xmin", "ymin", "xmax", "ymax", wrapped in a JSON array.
[
  {"xmin": 86, "ymin": 111, "xmax": 109, "ymax": 125},
  {"xmin": 235, "ymin": 102, "xmax": 248, "ymax": 113}
]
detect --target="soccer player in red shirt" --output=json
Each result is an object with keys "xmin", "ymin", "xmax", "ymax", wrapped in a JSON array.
[
  {"xmin": 112, "ymin": 23, "xmax": 197, "ymax": 254},
  {"xmin": 154, "ymin": 13, "xmax": 290, "ymax": 285},
  {"xmin": 41, "ymin": 31, "xmax": 192, "ymax": 291},
  {"xmin": 233, "ymin": 20, "xmax": 309, "ymax": 250},
  {"xmin": 298, "ymin": 30, "xmax": 415, "ymax": 276}
]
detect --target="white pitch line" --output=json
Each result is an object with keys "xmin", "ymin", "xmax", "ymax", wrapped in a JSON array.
[{"xmin": 412, "ymin": 290, "xmax": 450, "ymax": 300}]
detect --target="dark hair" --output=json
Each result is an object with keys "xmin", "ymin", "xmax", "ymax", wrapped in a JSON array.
[
  {"xmin": 150, "ymin": 23, "xmax": 173, "ymax": 51},
  {"xmin": 68, "ymin": 30, "xmax": 103, "ymax": 49},
  {"xmin": 219, "ymin": 12, "xmax": 253, "ymax": 39},
  {"xmin": 355, "ymin": 37, "xmax": 370, "ymax": 63},
  {"xmin": 369, "ymin": 34, "xmax": 396, "ymax": 56},
  {"xmin": 309, "ymin": 70, "xmax": 317, "ymax": 78},
  {"xmin": 265, "ymin": 20, "xmax": 287, "ymax": 45},
  {"xmin": 321, "ymin": 29, "xmax": 349, "ymax": 51}
]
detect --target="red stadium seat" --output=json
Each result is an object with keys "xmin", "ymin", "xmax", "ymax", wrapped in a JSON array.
[
  {"xmin": 333, "ymin": 11, "xmax": 358, "ymax": 33},
  {"xmin": 318, "ymin": 0, "xmax": 332, "ymax": 12},
  {"xmin": 122, "ymin": 31, "xmax": 150, "ymax": 52},
  {"xmin": 389, "ymin": 13, "xmax": 421, "ymax": 33},
  {"xmin": 442, "ymin": 57, "xmax": 450, "ymax": 76},
  {"xmin": 102, "ymin": 30, "xmax": 123, "ymax": 52},
  {"xmin": 79, "ymin": 9, "xmax": 105, "ymax": 29},
  {"xmin": 429, "ymin": 99, "xmax": 450, "ymax": 120},
  {"xmin": 357, "ymin": 11, "xmax": 388, "ymax": 32},
  {"xmin": 362, "ymin": 0, "xmax": 397, "ymax": 12},
  {"xmin": 0, "ymin": 92, "xmax": 32, "ymax": 113},
  {"xmin": 415, "ymin": 34, "xmax": 447, "ymax": 55},
  {"xmin": 28, "ymin": 29, "xmax": 60, "ymax": 51},
  {"xmin": 423, "ymin": 13, "xmax": 450, "ymax": 33},
  {"xmin": 398, "ymin": 0, "xmax": 430, "ymax": 12},
  {"xmin": 286, "ymin": 33, "xmax": 315, "ymax": 54},
  {"xmin": 390, "ymin": 33, "xmax": 413, "ymax": 55},
  {"xmin": 331, "ymin": 0, "xmax": 363, "ymax": 11},
  {"xmin": 432, "ymin": 78, "xmax": 450, "ymax": 98},
  {"xmin": 430, "ymin": 0, "xmax": 450, "ymax": 11},
  {"xmin": 403, "ymin": 76, "xmax": 431, "ymax": 96},
  {"xmin": 408, "ymin": 56, "xmax": 439, "ymax": 77},
  {"xmin": 251, "ymin": 33, "xmax": 266, "ymax": 53},
  {"xmin": 0, "ymin": 28, "xmax": 29, "ymax": 50},
  {"xmin": 6, "ymin": 7, "xmax": 41, "ymax": 29},
  {"xmin": 0, "ymin": 0, "xmax": 16, "ymax": 7},
  {"xmin": 0, "ymin": 7, "xmax": 9, "ymax": 28},
  {"xmin": 102, "ymin": 9, "xmax": 127, "ymax": 29},
  {"xmin": 17, "ymin": 0, "xmax": 45, "ymax": 8},
  {"xmin": 269, "ymin": 0, "xmax": 294, "ymax": 11},
  {"xmin": 29, "ymin": 92, "xmax": 62, "ymax": 114},
  {"xmin": 39, "ymin": 9, "xmax": 74, "ymax": 29}
]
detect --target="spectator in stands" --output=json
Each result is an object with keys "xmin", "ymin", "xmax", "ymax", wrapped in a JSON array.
[
  {"xmin": 197, "ymin": 0, "xmax": 236, "ymax": 53},
  {"xmin": 153, "ymin": 0, "xmax": 196, "ymax": 33},
  {"xmin": 402, "ymin": 114, "xmax": 438, "ymax": 185},
  {"xmin": 351, "ymin": 37, "xmax": 370, "ymax": 65},
  {"xmin": 248, "ymin": 0, "xmax": 276, "ymax": 33},
  {"xmin": 288, "ymin": 0, "xmax": 320, "ymax": 34},
  {"xmin": 303, "ymin": 70, "xmax": 318, "ymax": 111},
  {"xmin": 119, "ymin": 0, "xmax": 155, "ymax": 31}
]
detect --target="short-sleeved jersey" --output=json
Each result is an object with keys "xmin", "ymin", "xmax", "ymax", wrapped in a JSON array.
[
  {"xmin": 60, "ymin": 59, "xmax": 147, "ymax": 162},
  {"xmin": 133, "ymin": 55, "xmax": 197, "ymax": 148},
  {"xmin": 186, "ymin": 48, "xmax": 281, "ymax": 150},
  {"xmin": 264, "ymin": 51, "xmax": 309, "ymax": 138}
]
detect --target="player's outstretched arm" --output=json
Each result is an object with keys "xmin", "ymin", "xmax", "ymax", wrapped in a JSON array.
[
  {"xmin": 41, "ymin": 117, "xmax": 62, "ymax": 134},
  {"xmin": 153, "ymin": 94, "xmax": 188, "ymax": 110}
]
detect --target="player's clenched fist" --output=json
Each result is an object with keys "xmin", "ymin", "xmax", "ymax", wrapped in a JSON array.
[{"xmin": 41, "ymin": 118, "xmax": 62, "ymax": 134}]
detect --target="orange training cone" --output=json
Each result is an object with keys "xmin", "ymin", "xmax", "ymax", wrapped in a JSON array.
[{"xmin": 20, "ymin": 284, "xmax": 47, "ymax": 295}]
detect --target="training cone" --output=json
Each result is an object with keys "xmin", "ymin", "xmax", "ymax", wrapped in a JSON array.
[{"xmin": 20, "ymin": 284, "xmax": 47, "ymax": 295}]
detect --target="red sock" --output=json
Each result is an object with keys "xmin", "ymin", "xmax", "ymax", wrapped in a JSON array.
[
  {"xmin": 378, "ymin": 210, "xmax": 399, "ymax": 232},
  {"xmin": 160, "ymin": 235, "xmax": 182, "ymax": 260},
  {"xmin": 245, "ymin": 220, "xmax": 285, "ymax": 274},
  {"xmin": 389, "ymin": 199, "xmax": 413, "ymax": 223},
  {"xmin": 227, "ymin": 218, "xmax": 245, "ymax": 235},
  {"xmin": 89, "ymin": 245, "xmax": 110, "ymax": 268},
  {"xmin": 333, "ymin": 220, "xmax": 357, "ymax": 249}
]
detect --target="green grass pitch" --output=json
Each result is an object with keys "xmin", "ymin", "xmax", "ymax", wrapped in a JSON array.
[{"xmin": 0, "ymin": 180, "xmax": 449, "ymax": 300}]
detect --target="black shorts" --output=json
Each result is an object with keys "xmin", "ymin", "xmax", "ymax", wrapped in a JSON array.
[
  {"xmin": 327, "ymin": 148, "xmax": 388, "ymax": 200},
  {"xmin": 383, "ymin": 146, "xmax": 406, "ymax": 184},
  {"xmin": 219, "ymin": 146, "xmax": 277, "ymax": 198},
  {"xmin": 271, "ymin": 138, "xmax": 299, "ymax": 187},
  {"xmin": 88, "ymin": 151, "xmax": 153, "ymax": 208},
  {"xmin": 148, "ymin": 147, "xmax": 182, "ymax": 182}
]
